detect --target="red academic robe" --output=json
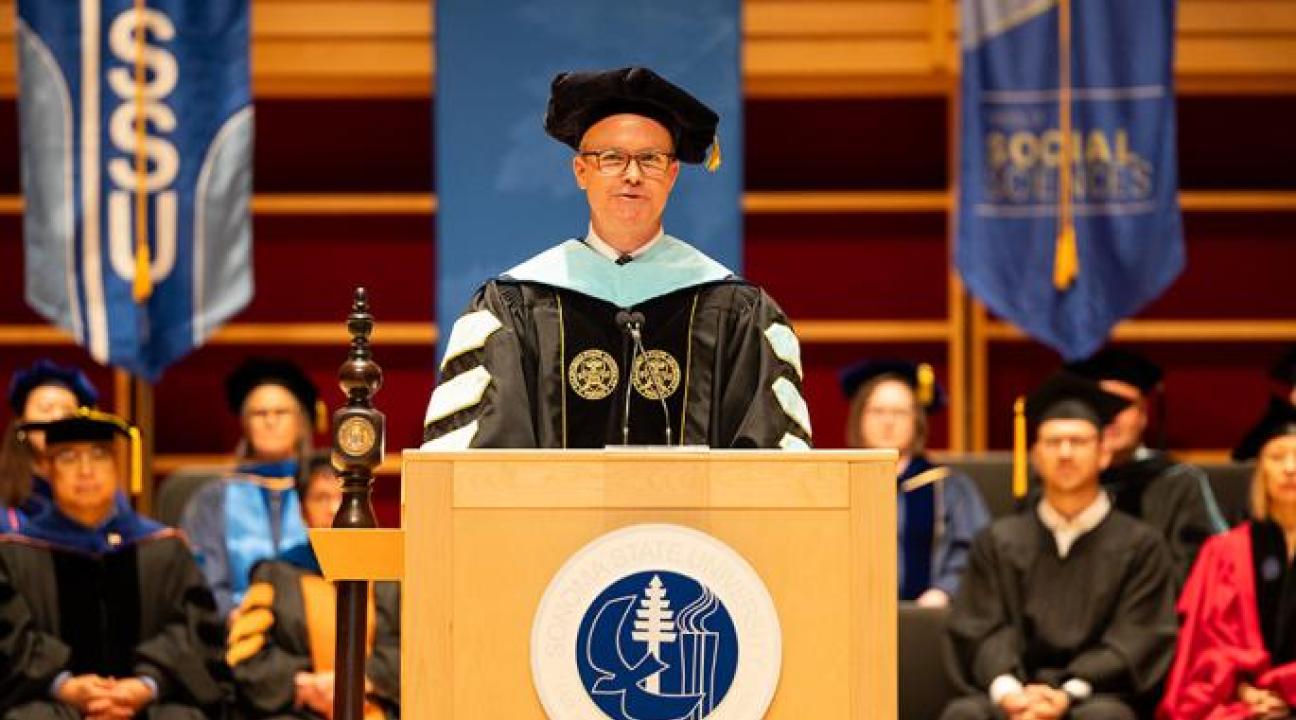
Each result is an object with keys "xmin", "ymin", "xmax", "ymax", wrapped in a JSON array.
[{"xmin": 1159, "ymin": 523, "xmax": 1296, "ymax": 719}]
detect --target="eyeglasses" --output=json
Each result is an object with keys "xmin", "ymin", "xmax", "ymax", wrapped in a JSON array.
[
  {"xmin": 51, "ymin": 444, "xmax": 115, "ymax": 469},
  {"xmin": 578, "ymin": 149, "xmax": 676, "ymax": 178}
]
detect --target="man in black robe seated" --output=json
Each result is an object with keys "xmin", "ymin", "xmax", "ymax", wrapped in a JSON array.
[
  {"xmin": 1067, "ymin": 347, "xmax": 1226, "ymax": 582},
  {"xmin": 226, "ymin": 453, "xmax": 399, "ymax": 719},
  {"xmin": 941, "ymin": 373, "xmax": 1179, "ymax": 720},
  {"xmin": 0, "ymin": 410, "xmax": 227, "ymax": 719},
  {"xmin": 422, "ymin": 67, "xmax": 810, "ymax": 451}
]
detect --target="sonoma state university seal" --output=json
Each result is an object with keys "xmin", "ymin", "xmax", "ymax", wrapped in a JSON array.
[{"xmin": 531, "ymin": 524, "xmax": 782, "ymax": 720}]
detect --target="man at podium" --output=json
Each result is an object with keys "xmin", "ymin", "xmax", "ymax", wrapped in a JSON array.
[{"xmin": 422, "ymin": 67, "xmax": 810, "ymax": 451}]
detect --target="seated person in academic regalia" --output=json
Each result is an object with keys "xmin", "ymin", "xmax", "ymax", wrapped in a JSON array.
[
  {"xmin": 227, "ymin": 453, "xmax": 399, "ymax": 719},
  {"xmin": 1066, "ymin": 348, "xmax": 1226, "ymax": 582},
  {"xmin": 1159, "ymin": 397, "xmax": 1296, "ymax": 720},
  {"xmin": 422, "ymin": 67, "xmax": 810, "ymax": 451},
  {"xmin": 841, "ymin": 360, "xmax": 989, "ymax": 606},
  {"xmin": 941, "ymin": 373, "xmax": 1179, "ymax": 720},
  {"xmin": 0, "ymin": 360, "xmax": 103, "ymax": 531},
  {"xmin": 0, "ymin": 410, "xmax": 228, "ymax": 719},
  {"xmin": 181, "ymin": 357, "xmax": 322, "ymax": 620}
]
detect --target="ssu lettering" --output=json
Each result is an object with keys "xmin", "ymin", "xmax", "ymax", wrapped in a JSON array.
[{"xmin": 106, "ymin": 6, "xmax": 178, "ymax": 286}]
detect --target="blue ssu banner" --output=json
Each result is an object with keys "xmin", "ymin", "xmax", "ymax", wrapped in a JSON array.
[
  {"xmin": 956, "ymin": 0, "xmax": 1184, "ymax": 360},
  {"xmin": 18, "ymin": 0, "xmax": 253, "ymax": 380}
]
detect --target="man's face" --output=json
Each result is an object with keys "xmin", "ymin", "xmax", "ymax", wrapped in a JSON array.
[
  {"xmin": 573, "ymin": 114, "xmax": 679, "ymax": 246},
  {"xmin": 1032, "ymin": 418, "xmax": 1108, "ymax": 496},
  {"xmin": 48, "ymin": 440, "xmax": 118, "ymax": 523},
  {"xmin": 241, "ymin": 384, "xmax": 303, "ymax": 461},
  {"xmin": 859, "ymin": 380, "xmax": 918, "ymax": 452},
  {"xmin": 22, "ymin": 384, "xmax": 80, "ymax": 455},
  {"xmin": 301, "ymin": 467, "xmax": 342, "ymax": 529},
  {"xmin": 1262, "ymin": 436, "xmax": 1296, "ymax": 511},
  {"xmin": 1097, "ymin": 379, "xmax": 1146, "ymax": 456}
]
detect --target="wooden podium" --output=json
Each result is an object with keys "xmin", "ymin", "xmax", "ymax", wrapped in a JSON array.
[{"xmin": 311, "ymin": 448, "xmax": 898, "ymax": 718}]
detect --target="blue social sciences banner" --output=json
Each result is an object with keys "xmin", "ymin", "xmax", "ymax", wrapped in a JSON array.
[
  {"xmin": 435, "ymin": 1, "xmax": 742, "ymax": 360},
  {"xmin": 19, "ymin": 0, "xmax": 253, "ymax": 380},
  {"xmin": 956, "ymin": 0, "xmax": 1184, "ymax": 360}
]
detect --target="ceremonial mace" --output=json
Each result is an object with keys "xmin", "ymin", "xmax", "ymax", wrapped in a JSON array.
[{"xmin": 330, "ymin": 288, "xmax": 385, "ymax": 720}]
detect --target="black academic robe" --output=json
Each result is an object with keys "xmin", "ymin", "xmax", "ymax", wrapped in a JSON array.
[
  {"xmin": 1102, "ymin": 450, "xmax": 1225, "ymax": 586},
  {"xmin": 423, "ymin": 279, "xmax": 812, "ymax": 450},
  {"xmin": 946, "ymin": 507, "xmax": 1179, "ymax": 710},
  {"xmin": 227, "ymin": 551, "xmax": 399, "ymax": 719},
  {"xmin": 0, "ymin": 529, "xmax": 228, "ymax": 718}
]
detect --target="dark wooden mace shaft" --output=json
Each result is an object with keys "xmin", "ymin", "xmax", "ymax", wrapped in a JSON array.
[{"xmin": 331, "ymin": 288, "xmax": 384, "ymax": 720}]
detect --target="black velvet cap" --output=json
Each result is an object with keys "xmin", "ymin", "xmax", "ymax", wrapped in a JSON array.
[
  {"xmin": 1271, "ymin": 345, "xmax": 1296, "ymax": 387},
  {"xmin": 1232, "ymin": 397, "xmax": 1296, "ymax": 462},
  {"xmin": 25, "ymin": 409, "xmax": 130, "ymax": 445},
  {"xmin": 7, "ymin": 359, "xmax": 99, "ymax": 414},
  {"xmin": 838, "ymin": 359, "xmax": 946, "ymax": 413},
  {"xmin": 1025, "ymin": 372, "xmax": 1132, "ymax": 431},
  {"xmin": 1065, "ymin": 348, "xmax": 1163, "ymax": 393},
  {"xmin": 225, "ymin": 357, "xmax": 319, "ymax": 422},
  {"xmin": 544, "ymin": 67, "xmax": 720, "ymax": 164}
]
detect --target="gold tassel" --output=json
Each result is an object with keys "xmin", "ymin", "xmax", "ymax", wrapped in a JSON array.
[
  {"xmin": 130, "ymin": 0, "xmax": 153, "ymax": 303},
  {"xmin": 1052, "ymin": 0, "xmax": 1078, "ymax": 292},
  {"xmin": 916, "ymin": 363, "xmax": 935, "ymax": 408},
  {"xmin": 705, "ymin": 133, "xmax": 722, "ymax": 173},
  {"xmin": 1012, "ymin": 397, "xmax": 1027, "ymax": 499},
  {"xmin": 315, "ymin": 399, "xmax": 328, "ymax": 435},
  {"xmin": 1053, "ymin": 223, "xmax": 1078, "ymax": 290},
  {"xmin": 128, "ymin": 425, "xmax": 143, "ymax": 496}
]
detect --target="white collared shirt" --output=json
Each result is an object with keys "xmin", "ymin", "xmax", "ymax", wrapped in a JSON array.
[
  {"xmin": 585, "ymin": 223, "xmax": 664, "ymax": 262},
  {"xmin": 1036, "ymin": 491, "xmax": 1112, "ymax": 560},
  {"xmin": 987, "ymin": 492, "xmax": 1109, "ymax": 707}
]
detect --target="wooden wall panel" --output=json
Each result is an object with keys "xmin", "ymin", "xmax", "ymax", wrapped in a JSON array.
[{"xmin": 1, "ymin": 0, "xmax": 1293, "ymax": 97}]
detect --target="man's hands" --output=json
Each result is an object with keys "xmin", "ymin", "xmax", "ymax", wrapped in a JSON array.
[
  {"xmin": 295, "ymin": 670, "xmax": 337, "ymax": 719},
  {"xmin": 57, "ymin": 675, "xmax": 154, "ymax": 719},
  {"xmin": 1239, "ymin": 681, "xmax": 1289, "ymax": 719},
  {"xmin": 996, "ymin": 684, "xmax": 1071, "ymax": 720}
]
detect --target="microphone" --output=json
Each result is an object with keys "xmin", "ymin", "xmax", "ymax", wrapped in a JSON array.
[{"xmin": 615, "ymin": 310, "xmax": 672, "ymax": 446}]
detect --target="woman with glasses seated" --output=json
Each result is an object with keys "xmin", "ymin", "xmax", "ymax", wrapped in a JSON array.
[
  {"xmin": 180, "ymin": 357, "xmax": 321, "ymax": 622},
  {"xmin": 0, "ymin": 360, "xmax": 103, "ymax": 532},
  {"xmin": 841, "ymin": 360, "xmax": 989, "ymax": 606},
  {"xmin": 422, "ymin": 66, "xmax": 810, "ymax": 452},
  {"xmin": 1160, "ymin": 397, "xmax": 1296, "ymax": 720}
]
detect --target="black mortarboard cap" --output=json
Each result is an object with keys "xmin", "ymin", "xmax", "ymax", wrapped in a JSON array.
[
  {"xmin": 1025, "ymin": 372, "xmax": 1131, "ymax": 431},
  {"xmin": 32, "ymin": 411, "xmax": 130, "ymax": 445},
  {"xmin": 544, "ymin": 67, "xmax": 720, "ymax": 166},
  {"xmin": 1232, "ymin": 397, "xmax": 1296, "ymax": 462},
  {"xmin": 225, "ymin": 357, "xmax": 320, "ymax": 423},
  {"xmin": 839, "ymin": 359, "xmax": 946, "ymax": 413},
  {"xmin": 7, "ymin": 359, "xmax": 99, "ymax": 414},
  {"xmin": 1270, "ymin": 345, "xmax": 1296, "ymax": 387},
  {"xmin": 1065, "ymin": 348, "xmax": 1163, "ymax": 393}
]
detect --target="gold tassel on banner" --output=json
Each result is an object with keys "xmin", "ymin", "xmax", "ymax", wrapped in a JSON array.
[
  {"xmin": 1012, "ymin": 397, "xmax": 1028, "ymax": 499},
  {"xmin": 1053, "ymin": 0, "xmax": 1078, "ymax": 291},
  {"xmin": 130, "ymin": 0, "xmax": 153, "ymax": 303},
  {"xmin": 917, "ymin": 363, "xmax": 935, "ymax": 408}
]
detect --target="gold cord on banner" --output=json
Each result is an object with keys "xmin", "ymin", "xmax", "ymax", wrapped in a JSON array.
[
  {"xmin": 1053, "ymin": 0, "xmax": 1078, "ymax": 291},
  {"xmin": 1012, "ymin": 397, "xmax": 1028, "ymax": 499},
  {"xmin": 131, "ymin": 0, "xmax": 153, "ymax": 303}
]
